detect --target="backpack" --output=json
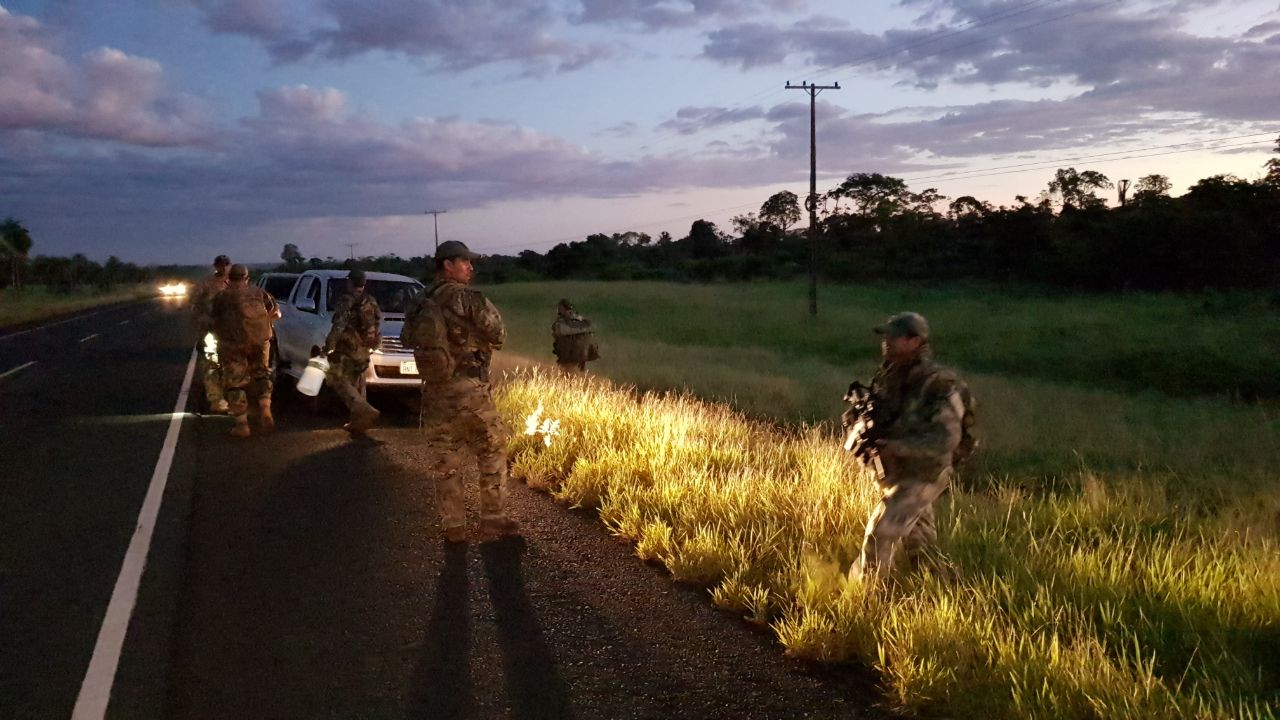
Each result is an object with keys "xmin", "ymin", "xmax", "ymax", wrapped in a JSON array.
[
  {"xmin": 552, "ymin": 316, "xmax": 598, "ymax": 363},
  {"xmin": 219, "ymin": 287, "xmax": 273, "ymax": 346},
  {"xmin": 400, "ymin": 284, "xmax": 456, "ymax": 383},
  {"xmin": 351, "ymin": 294, "xmax": 382, "ymax": 350}
]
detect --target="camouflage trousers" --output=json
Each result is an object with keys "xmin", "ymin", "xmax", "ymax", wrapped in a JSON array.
[
  {"xmin": 421, "ymin": 377, "xmax": 511, "ymax": 530},
  {"xmin": 220, "ymin": 342, "xmax": 273, "ymax": 417},
  {"xmin": 326, "ymin": 351, "xmax": 376, "ymax": 420},
  {"xmin": 854, "ymin": 469, "xmax": 952, "ymax": 579}
]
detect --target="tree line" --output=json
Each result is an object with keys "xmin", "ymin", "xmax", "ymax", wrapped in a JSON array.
[
  {"xmin": 294, "ymin": 137, "xmax": 1277, "ymax": 292},
  {"xmin": 0, "ymin": 218, "xmax": 155, "ymax": 291}
]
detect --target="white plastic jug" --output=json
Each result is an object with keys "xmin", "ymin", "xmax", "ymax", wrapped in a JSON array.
[{"xmin": 297, "ymin": 355, "xmax": 329, "ymax": 396}]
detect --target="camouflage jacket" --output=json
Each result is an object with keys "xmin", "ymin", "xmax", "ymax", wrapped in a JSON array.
[
  {"xmin": 325, "ymin": 291, "xmax": 382, "ymax": 357},
  {"xmin": 869, "ymin": 348, "xmax": 964, "ymax": 484},
  {"xmin": 425, "ymin": 279, "xmax": 506, "ymax": 372},
  {"xmin": 210, "ymin": 285, "xmax": 278, "ymax": 347},
  {"xmin": 190, "ymin": 272, "xmax": 228, "ymax": 332}
]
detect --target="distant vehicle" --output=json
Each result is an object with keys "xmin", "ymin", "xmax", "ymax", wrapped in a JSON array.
[
  {"xmin": 273, "ymin": 269, "xmax": 425, "ymax": 391},
  {"xmin": 254, "ymin": 272, "xmax": 300, "ymax": 301}
]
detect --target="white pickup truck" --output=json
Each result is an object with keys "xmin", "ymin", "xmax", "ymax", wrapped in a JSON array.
[{"xmin": 273, "ymin": 269, "xmax": 425, "ymax": 390}]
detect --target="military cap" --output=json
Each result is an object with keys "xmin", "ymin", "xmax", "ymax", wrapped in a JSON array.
[
  {"xmin": 874, "ymin": 312, "xmax": 929, "ymax": 340},
  {"xmin": 213, "ymin": 254, "xmax": 231, "ymax": 267},
  {"xmin": 228, "ymin": 264, "xmax": 249, "ymax": 281},
  {"xmin": 347, "ymin": 269, "xmax": 367, "ymax": 287},
  {"xmin": 435, "ymin": 240, "xmax": 480, "ymax": 261}
]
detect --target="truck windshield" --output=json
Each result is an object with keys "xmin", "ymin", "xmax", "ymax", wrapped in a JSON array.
[{"xmin": 327, "ymin": 279, "xmax": 423, "ymax": 314}]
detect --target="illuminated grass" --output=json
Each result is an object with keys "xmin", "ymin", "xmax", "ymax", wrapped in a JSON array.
[{"xmin": 495, "ymin": 370, "xmax": 1280, "ymax": 720}]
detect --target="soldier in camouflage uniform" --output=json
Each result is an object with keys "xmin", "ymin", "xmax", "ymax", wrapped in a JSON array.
[
  {"xmin": 850, "ymin": 312, "xmax": 966, "ymax": 581},
  {"xmin": 403, "ymin": 241, "xmax": 519, "ymax": 543},
  {"xmin": 211, "ymin": 265, "xmax": 281, "ymax": 438},
  {"xmin": 322, "ymin": 269, "xmax": 383, "ymax": 435},
  {"xmin": 190, "ymin": 254, "xmax": 231, "ymax": 413},
  {"xmin": 551, "ymin": 298, "xmax": 598, "ymax": 374}
]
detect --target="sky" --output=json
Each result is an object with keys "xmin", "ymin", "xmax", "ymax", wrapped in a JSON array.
[{"xmin": 1, "ymin": 0, "xmax": 1278, "ymax": 265}]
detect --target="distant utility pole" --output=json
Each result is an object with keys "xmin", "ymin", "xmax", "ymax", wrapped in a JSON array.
[
  {"xmin": 786, "ymin": 80, "xmax": 840, "ymax": 316},
  {"xmin": 424, "ymin": 209, "xmax": 447, "ymax": 253},
  {"xmin": 344, "ymin": 242, "xmax": 359, "ymax": 260}
]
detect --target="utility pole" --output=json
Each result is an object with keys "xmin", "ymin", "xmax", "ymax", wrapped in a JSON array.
[
  {"xmin": 344, "ymin": 242, "xmax": 359, "ymax": 260},
  {"xmin": 424, "ymin": 209, "xmax": 447, "ymax": 253},
  {"xmin": 786, "ymin": 80, "xmax": 840, "ymax": 316}
]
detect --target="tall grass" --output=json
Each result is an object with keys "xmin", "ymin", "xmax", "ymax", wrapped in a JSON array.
[{"xmin": 495, "ymin": 370, "xmax": 1280, "ymax": 719}]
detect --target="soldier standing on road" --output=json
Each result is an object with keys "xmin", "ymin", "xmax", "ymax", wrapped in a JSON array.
[
  {"xmin": 402, "ymin": 241, "xmax": 520, "ymax": 543},
  {"xmin": 211, "ymin": 265, "xmax": 281, "ymax": 438},
  {"xmin": 322, "ymin": 269, "xmax": 383, "ymax": 435},
  {"xmin": 551, "ymin": 298, "xmax": 599, "ymax": 374},
  {"xmin": 849, "ymin": 312, "xmax": 972, "ymax": 581},
  {"xmin": 191, "ymin": 254, "xmax": 231, "ymax": 413}
]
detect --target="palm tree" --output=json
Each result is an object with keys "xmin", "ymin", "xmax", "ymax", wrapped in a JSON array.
[{"xmin": 0, "ymin": 217, "xmax": 33, "ymax": 289}]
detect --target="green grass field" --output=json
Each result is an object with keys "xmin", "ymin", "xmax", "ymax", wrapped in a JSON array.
[
  {"xmin": 487, "ymin": 281, "xmax": 1279, "ymax": 719},
  {"xmin": 0, "ymin": 284, "xmax": 159, "ymax": 327}
]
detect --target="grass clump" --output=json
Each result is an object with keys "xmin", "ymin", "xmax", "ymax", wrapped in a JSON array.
[{"xmin": 495, "ymin": 368, "xmax": 1280, "ymax": 720}]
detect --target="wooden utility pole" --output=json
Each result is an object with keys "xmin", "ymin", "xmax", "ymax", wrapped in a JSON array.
[
  {"xmin": 344, "ymin": 242, "xmax": 359, "ymax": 260},
  {"xmin": 424, "ymin": 209, "xmax": 447, "ymax": 253},
  {"xmin": 786, "ymin": 81, "xmax": 840, "ymax": 316}
]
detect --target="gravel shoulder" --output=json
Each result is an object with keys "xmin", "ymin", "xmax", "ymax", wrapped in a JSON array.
[{"xmin": 166, "ymin": 375, "xmax": 889, "ymax": 720}]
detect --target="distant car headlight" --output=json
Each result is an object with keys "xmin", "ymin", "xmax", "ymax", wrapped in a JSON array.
[{"xmin": 158, "ymin": 283, "xmax": 188, "ymax": 296}]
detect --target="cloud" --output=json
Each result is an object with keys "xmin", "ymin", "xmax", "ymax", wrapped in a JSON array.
[
  {"xmin": 699, "ymin": 1, "xmax": 1280, "ymax": 125},
  {"xmin": 0, "ymin": 7, "xmax": 211, "ymax": 146},
  {"xmin": 189, "ymin": 0, "xmax": 808, "ymax": 72}
]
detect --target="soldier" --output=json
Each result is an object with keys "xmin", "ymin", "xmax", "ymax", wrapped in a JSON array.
[
  {"xmin": 321, "ymin": 269, "xmax": 383, "ymax": 435},
  {"xmin": 191, "ymin": 254, "xmax": 231, "ymax": 413},
  {"xmin": 211, "ymin": 265, "xmax": 281, "ymax": 438},
  {"xmin": 551, "ymin": 298, "xmax": 599, "ymax": 374},
  {"xmin": 849, "ymin": 312, "xmax": 969, "ymax": 581},
  {"xmin": 402, "ymin": 240, "xmax": 520, "ymax": 543}
]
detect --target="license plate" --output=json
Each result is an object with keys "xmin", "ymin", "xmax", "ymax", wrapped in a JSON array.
[{"xmin": 399, "ymin": 360, "xmax": 418, "ymax": 375}]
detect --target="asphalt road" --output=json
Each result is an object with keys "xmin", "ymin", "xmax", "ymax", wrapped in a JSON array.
[{"xmin": 1, "ymin": 302, "xmax": 881, "ymax": 720}]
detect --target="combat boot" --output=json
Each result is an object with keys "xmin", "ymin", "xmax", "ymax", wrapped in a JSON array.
[
  {"xmin": 443, "ymin": 526, "xmax": 468, "ymax": 543},
  {"xmin": 479, "ymin": 516, "xmax": 521, "ymax": 540},
  {"xmin": 257, "ymin": 399, "xmax": 274, "ymax": 433},
  {"xmin": 343, "ymin": 406, "xmax": 380, "ymax": 435}
]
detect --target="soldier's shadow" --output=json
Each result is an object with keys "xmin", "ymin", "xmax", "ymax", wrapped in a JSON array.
[{"xmin": 407, "ymin": 537, "xmax": 573, "ymax": 720}]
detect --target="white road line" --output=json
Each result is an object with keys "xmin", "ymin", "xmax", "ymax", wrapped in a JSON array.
[
  {"xmin": 0, "ymin": 360, "xmax": 36, "ymax": 380},
  {"xmin": 118, "ymin": 320, "xmax": 130, "ymax": 326},
  {"xmin": 71, "ymin": 348, "xmax": 197, "ymax": 720},
  {"xmin": 79, "ymin": 334, "xmax": 99, "ymax": 343}
]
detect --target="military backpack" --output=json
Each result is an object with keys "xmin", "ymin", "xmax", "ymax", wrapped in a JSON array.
[
  {"xmin": 400, "ymin": 284, "xmax": 456, "ymax": 383},
  {"xmin": 218, "ymin": 287, "xmax": 273, "ymax": 346}
]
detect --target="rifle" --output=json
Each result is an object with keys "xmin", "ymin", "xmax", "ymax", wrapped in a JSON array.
[{"xmin": 841, "ymin": 381, "xmax": 885, "ymax": 476}]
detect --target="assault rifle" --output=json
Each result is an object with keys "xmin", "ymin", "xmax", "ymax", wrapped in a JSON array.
[{"xmin": 841, "ymin": 381, "xmax": 885, "ymax": 476}]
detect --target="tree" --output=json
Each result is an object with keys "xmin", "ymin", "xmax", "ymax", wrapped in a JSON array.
[
  {"xmin": 1047, "ymin": 168, "xmax": 1113, "ymax": 210},
  {"xmin": 0, "ymin": 217, "xmax": 33, "ymax": 288},
  {"xmin": 827, "ymin": 173, "xmax": 911, "ymax": 218},
  {"xmin": 1132, "ymin": 174, "xmax": 1172, "ymax": 204},
  {"xmin": 759, "ymin": 190, "xmax": 801, "ymax": 233},
  {"xmin": 1264, "ymin": 134, "xmax": 1280, "ymax": 188},
  {"xmin": 681, "ymin": 219, "xmax": 727, "ymax": 259},
  {"xmin": 281, "ymin": 243, "xmax": 304, "ymax": 267},
  {"xmin": 948, "ymin": 196, "xmax": 991, "ymax": 220}
]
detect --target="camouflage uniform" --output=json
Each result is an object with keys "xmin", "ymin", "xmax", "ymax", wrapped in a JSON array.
[
  {"xmin": 855, "ymin": 346, "xmax": 965, "ymax": 578},
  {"xmin": 190, "ymin": 271, "xmax": 229, "ymax": 408},
  {"xmin": 211, "ymin": 285, "xmax": 279, "ymax": 421},
  {"xmin": 324, "ymin": 290, "xmax": 382, "ymax": 425},
  {"xmin": 404, "ymin": 278, "xmax": 511, "ymax": 533},
  {"xmin": 551, "ymin": 302, "xmax": 596, "ymax": 374}
]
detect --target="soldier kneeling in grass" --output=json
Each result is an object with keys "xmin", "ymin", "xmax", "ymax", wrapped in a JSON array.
[
  {"xmin": 844, "ymin": 312, "xmax": 976, "ymax": 581},
  {"xmin": 551, "ymin": 298, "xmax": 599, "ymax": 374}
]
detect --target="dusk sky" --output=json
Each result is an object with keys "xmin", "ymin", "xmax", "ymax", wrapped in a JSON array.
[{"xmin": 2, "ymin": 0, "xmax": 1278, "ymax": 265}]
